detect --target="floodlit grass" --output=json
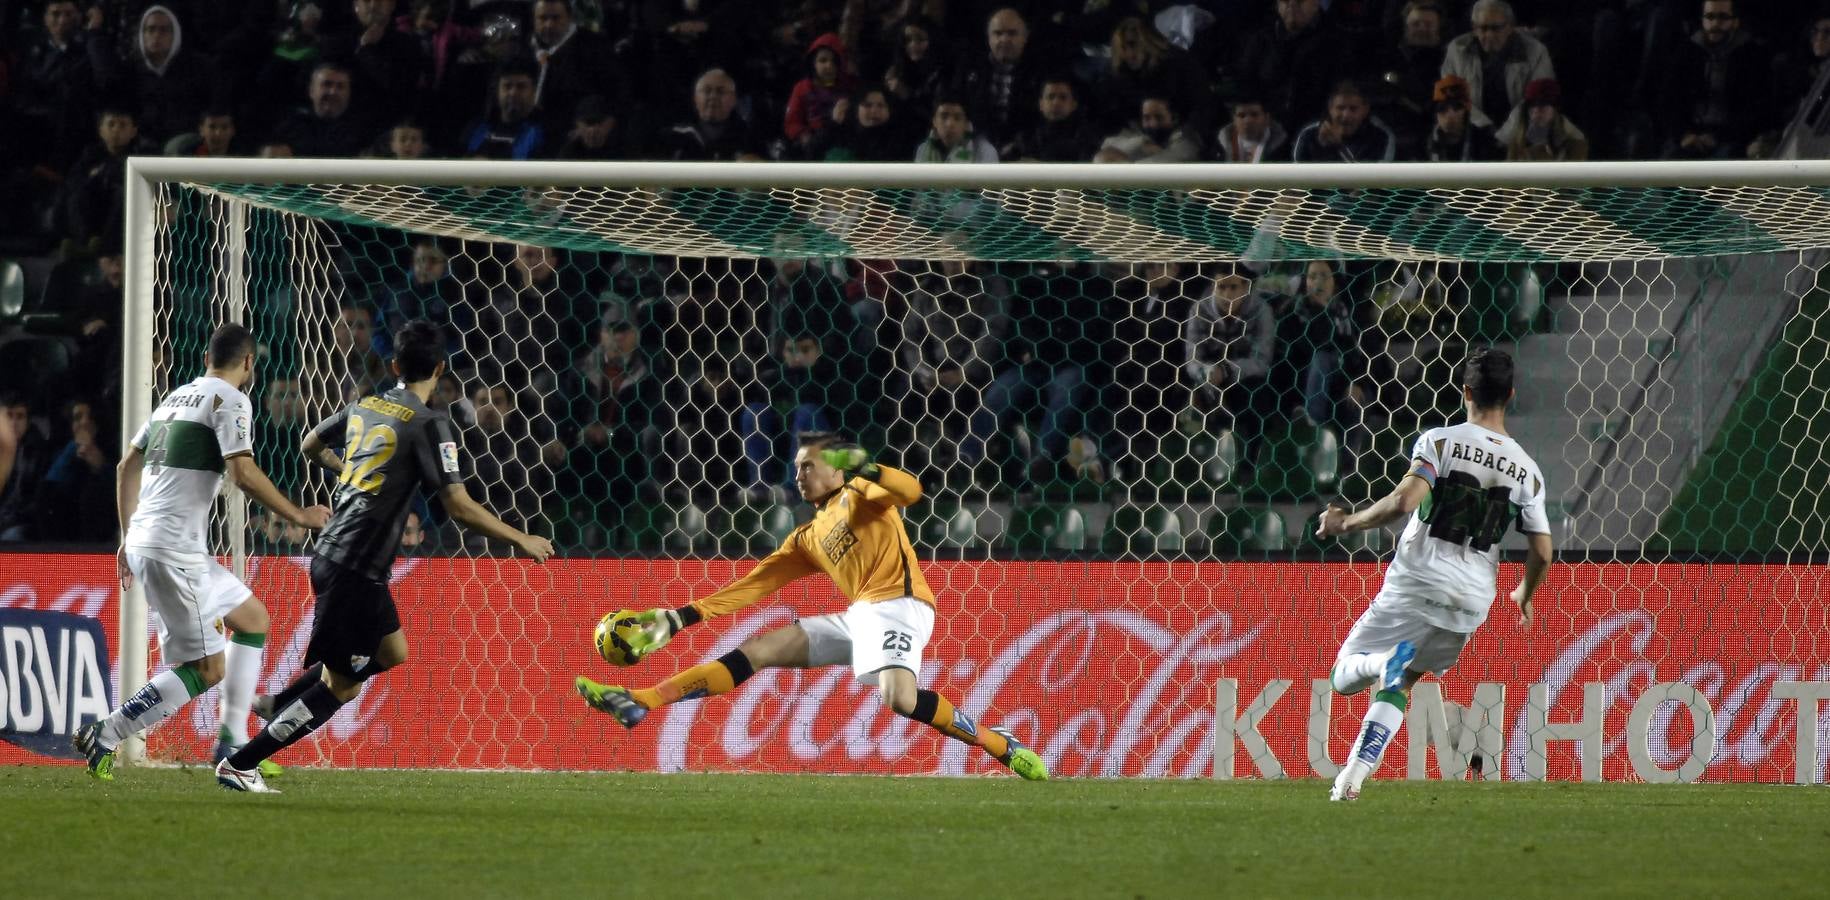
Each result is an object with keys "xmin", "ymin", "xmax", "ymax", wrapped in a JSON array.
[{"xmin": 5, "ymin": 766, "xmax": 1826, "ymax": 897}]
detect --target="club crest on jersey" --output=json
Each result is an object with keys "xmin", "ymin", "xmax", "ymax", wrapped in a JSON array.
[
  {"xmin": 439, "ymin": 442, "xmax": 460, "ymax": 473},
  {"xmin": 350, "ymin": 655, "xmax": 371, "ymax": 673},
  {"xmin": 236, "ymin": 413, "xmax": 250, "ymax": 442}
]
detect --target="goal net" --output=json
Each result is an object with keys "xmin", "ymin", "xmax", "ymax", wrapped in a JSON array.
[{"xmin": 123, "ymin": 159, "xmax": 1830, "ymax": 782}]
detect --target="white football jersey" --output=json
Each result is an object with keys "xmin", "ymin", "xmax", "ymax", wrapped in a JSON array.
[
  {"xmin": 1375, "ymin": 422, "xmax": 1551, "ymax": 632},
  {"xmin": 124, "ymin": 376, "xmax": 254, "ymax": 561}
]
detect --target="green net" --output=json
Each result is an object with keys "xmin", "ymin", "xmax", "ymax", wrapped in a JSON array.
[{"xmin": 142, "ymin": 178, "xmax": 1828, "ymax": 566}]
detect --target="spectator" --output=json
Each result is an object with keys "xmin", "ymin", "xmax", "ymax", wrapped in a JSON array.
[
  {"xmin": 989, "ymin": 262, "xmax": 1111, "ymax": 484},
  {"xmin": 1275, "ymin": 260, "xmax": 1360, "ymax": 429},
  {"xmin": 1425, "ymin": 75, "xmax": 1500, "ymax": 161},
  {"xmin": 465, "ymin": 384, "xmax": 553, "ymax": 543},
  {"xmin": 1095, "ymin": 95, "xmax": 1203, "ymax": 163},
  {"xmin": 883, "ymin": 17, "xmax": 951, "ymax": 115},
  {"xmin": 818, "ymin": 85, "xmax": 914, "ymax": 161},
  {"xmin": 1499, "ymin": 78, "xmax": 1589, "ymax": 161},
  {"xmin": 258, "ymin": 141, "xmax": 295, "ymax": 158},
  {"xmin": 764, "ymin": 258, "xmax": 858, "ymax": 364},
  {"xmin": 564, "ymin": 319, "xmax": 659, "ymax": 511},
  {"xmin": 897, "ymin": 259, "xmax": 1008, "ymax": 469},
  {"xmin": 476, "ymin": 244, "xmax": 595, "ymax": 396},
  {"xmin": 35, "ymin": 398, "xmax": 116, "ymax": 542},
  {"xmin": 1440, "ymin": 0, "xmax": 1556, "ymax": 128},
  {"xmin": 1094, "ymin": 17, "xmax": 1214, "ymax": 136},
  {"xmin": 378, "ymin": 118, "xmax": 430, "ymax": 158},
  {"xmin": 432, "ymin": 10, "xmax": 522, "ymax": 145},
  {"xmin": 1235, "ymin": 0, "xmax": 1351, "ymax": 132},
  {"xmin": 1213, "ymin": 92, "xmax": 1289, "ymax": 163},
  {"xmin": 657, "ymin": 68, "xmax": 768, "ymax": 161},
  {"xmin": 784, "ymin": 33, "xmax": 858, "ymax": 157},
  {"xmin": 1185, "ymin": 270, "xmax": 1276, "ymax": 472},
  {"xmin": 1102, "ymin": 261, "xmax": 1194, "ymax": 482},
  {"xmin": 464, "ymin": 58, "xmax": 546, "ymax": 160},
  {"xmin": 432, "ymin": 370, "xmax": 476, "ymax": 428},
  {"xmin": 325, "ymin": 300, "xmax": 391, "ymax": 403},
  {"xmin": 258, "ymin": 376, "xmax": 313, "ymax": 494},
  {"xmin": 401, "ymin": 0, "xmax": 481, "ymax": 95},
  {"xmin": 657, "ymin": 354, "xmax": 759, "ymax": 507},
  {"xmin": 1373, "ymin": 0, "xmax": 1451, "ymax": 158},
  {"xmin": 100, "ymin": 5, "xmax": 216, "ymax": 146},
  {"xmin": 15, "ymin": 0, "xmax": 111, "ymax": 168},
  {"xmin": 951, "ymin": 8, "xmax": 1048, "ymax": 157},
  {"xmin": 1292, "ymin": 80, "xmax": 1396, "ymax": 162},
  {"xmin": 915, "ymin": 96, "xmax": 998, "ymax": 162},
  {"xmin": 1762, "ymin": 10, "xmax": 1830, "ymax": 158},
  {"xmin": 742, "ymin": 333, "xmax": 846, "ymax": 499},
  {"xmin": 273, "ymin": 61, "xmax": 371, "ymax": 157},
  {"xmin": 57, "ymin": 104, "xmax": 150, "ymax": 250},
  {"xmin": 326, "ymin": 0, "xmax": 427, "ymax": 124},
  {"xmin": 375, "ymin": 239, "xmax": 461, "ymax": 360},
  {"xmin": 0, "ymin": 392, "xmax": 49, "ymax": 542},
  {"xmin": 557, "ymin": 95, "xmax": 631, "ymax": 160},
  {"xmin": 1658, "ymin": 0, "xmax": 1768, "ymax": 159},
  {"xmin": 176, "ymin": 108, "xmax": 241, "ymax": 157},
  {"xmin": 528, "ymin": 0, "xmax": 625, "ymax": 139},
  {"xmin": 1010, "ymin": 77, "xmax": 1101, "ymax": 162}
]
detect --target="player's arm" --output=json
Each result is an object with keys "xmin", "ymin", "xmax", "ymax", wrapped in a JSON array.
[
  {"xmin": 299, "ymin": 428, "xmax": 345, "ymax": 475},
  {"xmin": 1510, "ymin": 531, "xmax": 1554, "ymax": 630},
  {"xmin": 628, "ymin": 539, "xmax": 818, "ymax": 658},
  {"xmin": 436, "ymin": 483, "xmax": 553, "ymax": 561},
  {"xmin": 821, "ymin": 444, "xmax": 921, "ymax": 508},
  {"xmin": 114, "ymin": 444, "xmax": 145, "ymax": 588},
  {"xmin": 226, "ymin": 455, "xmax": 330, "ymax": 529},
  {"xmin": 1317, "ymin": 468, "xmax": 1432, "ymax": 537}
]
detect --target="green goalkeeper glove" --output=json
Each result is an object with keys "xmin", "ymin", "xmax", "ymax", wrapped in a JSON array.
[
  {"xmin": 627, "ymin": 608, "xmax": 687, "ymax": 660},
  {"xmin": 820, "ymin": 443, "xmax": 879, "ymax": 479}
]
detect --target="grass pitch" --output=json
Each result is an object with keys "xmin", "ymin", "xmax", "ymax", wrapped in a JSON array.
[{"xmin": 5, "ymin": 766, "xmax": 1826, "ymax": 898}]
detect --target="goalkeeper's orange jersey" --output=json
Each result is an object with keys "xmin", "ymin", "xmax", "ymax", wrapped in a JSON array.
[{"xmin": 689, "ymin": 466, "xmax": 935, "ymax": 619}]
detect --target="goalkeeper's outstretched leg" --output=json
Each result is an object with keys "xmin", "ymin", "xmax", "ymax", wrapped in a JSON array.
[{"xmin": 576, "ymin": 433, "xmax": 1048, "ymax": 780}]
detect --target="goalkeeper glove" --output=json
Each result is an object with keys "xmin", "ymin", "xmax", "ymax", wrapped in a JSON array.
[
  {"xmin": 627, "ymin": 608, "xmax": 688, "ymax": 660},
  {"xmin": 820, "ymin": 442, "xmax": 879, "ymax": 479}
]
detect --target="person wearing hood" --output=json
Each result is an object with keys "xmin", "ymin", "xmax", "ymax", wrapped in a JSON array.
[
  {"xmin": 1657, "ymin": 0, "xmax": 1768, "ymax": 159},
  {"xmin": 784, "ymin": 32, "xmax": 857, "ymax": 156},
  {"xmin": 1094, "ymin": 95, "xmax": 1203, "ymax": 163},
  {"xmin": 99, "ymin": 5, "xmax": 217, "ymax": 145},
  {"xmin": 818, "ymin": 85, "xmax": 912, "ymax": 162}
]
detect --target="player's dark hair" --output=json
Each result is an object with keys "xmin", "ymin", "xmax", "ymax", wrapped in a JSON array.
[
  {"xmin": 798, "ymin": 431, "xmax": 843, "ymax": 453},
  {"xmin": 1462, "ymin": 347, "xmax": 1514, "ymax": 410},
  {"xmin": 206, "ymin": 323, "xmax": 256, "ymax": 369},
  {"xmin": 394, "ymin": 319, "xmax": 447, "ymax": 382}
]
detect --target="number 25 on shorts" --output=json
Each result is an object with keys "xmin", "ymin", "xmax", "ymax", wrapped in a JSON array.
[{"xmin": 881, "ymin": 631, "xmax": 912, "ymax": 652}]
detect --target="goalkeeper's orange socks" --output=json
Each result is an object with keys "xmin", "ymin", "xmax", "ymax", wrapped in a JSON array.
[
  {"xmin": 905, "ymin": 689, "xmax": 1010, "ymax": 761},
  {"xmin": 631, "ymin": 649, "xmax": 755, "ymax": 709}
]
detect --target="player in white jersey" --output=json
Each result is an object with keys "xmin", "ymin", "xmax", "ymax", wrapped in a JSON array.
[
  {"xmin": 72, "ymin": 324, "xmax": 330, "ymax": 782},
  {"xmin": 1315, "ymin": 348, "xmax": 1555, "ymax": 801}
]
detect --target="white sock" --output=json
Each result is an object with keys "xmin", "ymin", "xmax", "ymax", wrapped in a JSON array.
[
  {"xmin": 1337, "ymin": 695, "xmax": 1406, "ymax": 792},
  {"xmin": 1330, "ymin": 651, "xmax": 1385, "ymax": 694},
  {"xmin": 218, "ymin": 638, "xmax": 265, "ymax": 746},
  {"xmin": 98, "ymin": 668, "xmax": 202, "ymax": 749}
]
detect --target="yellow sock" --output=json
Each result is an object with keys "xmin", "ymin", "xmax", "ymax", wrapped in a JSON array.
[
  {"xmin": 909, "ymin": 689, "xmax": 1009, "ymax": 760},
  {"xmin": 632, "ymin": 650, "xmax": 754, "ymax": 709}
]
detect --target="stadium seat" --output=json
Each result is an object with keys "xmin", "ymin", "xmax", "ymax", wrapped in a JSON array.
[
  {"xmin": 1244, "ymin": 423, "xmax": 1340, "ymax": 501},
  {"xmin": 1005, "ymin": 505, "xmax": 1090, "ymax": 554},
  {"xmin": 1207, "ymin": 508, "xmax": 1289, "ymax": 557},
  {"xmin": 0, "ymin": 334, "xmax": 74, "ymax": 396},
  {"xmin": 1101, "ymin": 505, "xmax": 1184, "ymax": 556},
  {"xmin": 0, "ymin": 260, "xmax": 23, "ymax": 323}
]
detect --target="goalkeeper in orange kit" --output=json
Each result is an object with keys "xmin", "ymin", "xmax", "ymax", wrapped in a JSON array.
[{"xmin": 575, "ymin": 433, "xmax": 1048, "ymax": 780}]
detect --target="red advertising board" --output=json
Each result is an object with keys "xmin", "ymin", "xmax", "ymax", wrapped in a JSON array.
[{"xmin": 2, "ymin": 553, "xmax": 1827, "ymax": 781}]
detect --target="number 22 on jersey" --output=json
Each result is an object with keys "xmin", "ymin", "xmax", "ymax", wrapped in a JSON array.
[{"xmin": 338, "ymin": 413, "xmax": 398, "ymax": 493}]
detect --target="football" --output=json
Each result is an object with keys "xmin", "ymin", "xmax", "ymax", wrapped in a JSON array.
[{"xmin": 593, "ymin": 609, "xmax": 645, "ymax": 667}]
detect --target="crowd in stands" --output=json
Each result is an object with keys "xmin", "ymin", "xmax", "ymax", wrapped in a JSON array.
[{"xmin": 2, "ymin": 0, "xmax": 1824, "ymax": 550}]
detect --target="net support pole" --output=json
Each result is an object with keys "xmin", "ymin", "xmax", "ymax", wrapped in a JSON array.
[
  {"xmin": 223, "ymin": 197, "xmax": 250, "ymax": 580},
  {"xmin": 119, "ymin": 162, "xmax": 157, "ymax": 765}
]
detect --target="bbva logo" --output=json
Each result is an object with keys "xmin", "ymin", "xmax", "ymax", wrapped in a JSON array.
[{"xmin": 0, "ymin": 608, "xmax": 113, "ymax": 759}]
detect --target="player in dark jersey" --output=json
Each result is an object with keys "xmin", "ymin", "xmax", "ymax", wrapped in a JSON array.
[{"xmin": 216, "ymin": 319, "xmax": 554, "ymax": 792}]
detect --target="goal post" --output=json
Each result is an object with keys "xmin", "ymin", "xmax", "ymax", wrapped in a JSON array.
[{"xmin": 118, "ymin": 157, "xmax": 1830, "ymax": 780}]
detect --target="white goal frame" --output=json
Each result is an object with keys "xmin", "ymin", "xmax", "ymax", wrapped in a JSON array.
[{"xmin": 118, "ymin": 156, "xmax": 1830, "ymax": 765}]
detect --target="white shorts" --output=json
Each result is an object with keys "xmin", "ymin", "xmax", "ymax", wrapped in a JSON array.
[
  {"xmin": 1333, "ymin": 602, "xmax": 1472, "ymax": 690},
  {"xmin": 799, "ymin": 597, "xmax": 935, "ymax": 685},
  {"xmin": 128, "ymin": 551, "xmax": 252, "ymax": 664}
]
